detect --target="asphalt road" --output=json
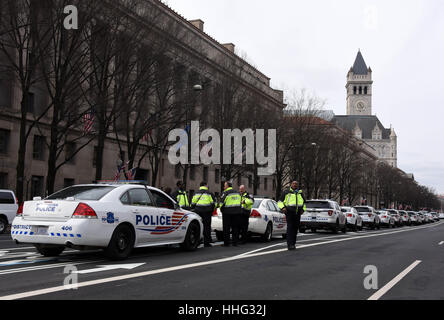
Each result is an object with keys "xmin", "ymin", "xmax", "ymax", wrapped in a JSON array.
[{"xmin": 0, "ymin": 221, "xmax": 444, "ymax": 300}]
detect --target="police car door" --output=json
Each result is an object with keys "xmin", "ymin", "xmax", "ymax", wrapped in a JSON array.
[
  {"xmin": 148, "ymin": 189, "xmax": 187, "ymax": 242},
  {"xmin": 125, "ymin": 188, "xmax": 159, "ymax": 245}
]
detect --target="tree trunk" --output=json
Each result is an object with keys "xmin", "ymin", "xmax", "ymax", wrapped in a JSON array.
[{"xmin": 15, "ymin": 97, "xmax": 28, "ymax": 202}]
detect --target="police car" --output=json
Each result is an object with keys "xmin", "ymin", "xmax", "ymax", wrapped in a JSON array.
[
  {"xmin": 301, "ymin": 200, "xmax": 347, "ymax": 233},
  {"xmin": 212, "ymin": 198, "xmax": 287, "ymax": 242},
  {"xmin": 11, "ymin": 182, "xmax": 203, "ymax": 260}
]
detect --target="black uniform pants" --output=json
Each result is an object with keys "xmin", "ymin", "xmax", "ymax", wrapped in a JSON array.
[
  {"xmin": 286, "ymin": 210, "xmax": 301, "ymax": 247},
  {"xmin": 239, "ymin": 213, "xmax": 250, "ymax": 242},
  {"xmin": 222, "ymin": 213, "xmax": 241, "ymax": 245},
  {"xmin": 197, "ymin": 211, "xmax": 213, "ymax": 245}
]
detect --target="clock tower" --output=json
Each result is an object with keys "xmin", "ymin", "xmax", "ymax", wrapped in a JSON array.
[{"xmin": 346, "ymin": 51, "xmax": 373, "ymax": 115}]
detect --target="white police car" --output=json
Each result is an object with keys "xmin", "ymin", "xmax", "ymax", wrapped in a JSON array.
[
  {"xmin": 212, "ymin": 198, "xmax": 287, "ymax": 242},
  {"xmin": 11, "ymin": 182, "xmax": 203, "ymax": 260}
]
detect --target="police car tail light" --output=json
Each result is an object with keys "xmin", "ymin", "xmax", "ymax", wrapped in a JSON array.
[
  {"xmin": 328, "ymin": 210, "xmax": 333, "ymax": 216},
  {"xmin": 16, "ymin": 203, "xmax": 24, "ymax": 216},
  {"xmin": 368, "ymin": 214, "xmax": 373, "ymax": 218},
  {"xmin": 250, "ymin": 210, "xmax": 261, "ymax": 218},
  {"xmin": 212, "ymin": 209, "xmax": 218, "ymax": 216},
  {"xmin": 347, "ymin": 213, "xmax": 353, "ymax": 217},
  {"xmin": 72, "ymin": 203, "xmax": 97, "ymax": 219}
]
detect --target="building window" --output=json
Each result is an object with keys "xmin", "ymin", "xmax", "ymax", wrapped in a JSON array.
[
  {"xmin": 33, "ymin": 135, "xmax": 46, "ymax": 160},
  {"xmin": 31, "ymin": 176, "xmax": 44, "ymax": 198},
  {"xmin": 248, "ymin": 175, "xmax": 252, "ymax": 188},
  {"xmin": 175, "ymin": 164, "xmax": 181, "ymax": 179},
  {"xmin": 353, "ymin": 86, "xmax": 357, "ymax": 95},
  {"xmin": 27, "ymin": 92, "xmax": 35, "ymax": 114},
  {"xmin": 272, "ymin": 179, "xmax": 276, "ymax": 191},
  {"xmin": 93, "ymin": 146, "xmax": 98, "ymax": 167},
  {"xmin": 0, "ymin": 129, "xmax": 10, "ymax": 154},
  {"xmin": 0, "ymin": 79, "xmax": 11, "ymax": 108},
  {"xmin": 0, "ymin": 172, "xmax": 7, "ymax": 189},
  {"xmin": 215, "ymin": 169, "xmax": 220, "ymax": 184},
  {"xmin": 63, "ymin": 178, "xmax": 75, "ymax": 188},
  {"xmin": 359, "ymin": 86, "xmax": 362, "ymax": 94},
  {"xmin": 189, "ymin": 166, "xmax": 196, "ymax": 181},
  {"xmin": 364, "ymin": 86, "xmax": 368, "ymax": 95},
  {"xmin": 65, "ymin": 142, "xmax": 76, "ymax": 164},
  {"xmin": 264, "ymin": 178, "xmax": 268, "ymax": 191},
  {"xmin": 203, "ymin": 167, "xmax": 208, "ymax": 182}
]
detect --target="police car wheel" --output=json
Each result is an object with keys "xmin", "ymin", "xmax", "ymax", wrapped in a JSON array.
[
  {"xmin": 262, "ymin": 223, "xmax": 272, "ymax": 242},
  {"xmin": 215, "ymin": 231, "xmax": 224, "ymax": 241},
  {"xmin": 331, "ymin": 220, "xmax": 339, "ymax": 234},
  {"xmin": 104, "ymin": 224, "xmax": 135, "ymax": 260},
  {"xmin": 0, "ymin": 218, "xmax": 7, "ymax": 234},
  {"xmin": 34, "ymin": 244, "xmax": 65, "ymax": 257},
  {"xmin": 181, "ymin": 221, "xmax": 200, "ymax": 251}
]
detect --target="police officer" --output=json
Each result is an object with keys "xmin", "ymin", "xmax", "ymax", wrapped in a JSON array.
[
  {"xmin": 278, "ymin": 180, "xmax": 306, "ymax": 251},
  {"xmin": 172, "ymin": 181, "xmax": 190, "ymax": 210},
  {"xmin": 191, "ymin": 181, "xmax": 216, "ymax": 247},
  {"xmin": 239, "ymin": 185, "xmax": 254, "ymax": 244},
  {"xmin": 219, "ymin": 181, "xmax": 242, "ymax": 247}
]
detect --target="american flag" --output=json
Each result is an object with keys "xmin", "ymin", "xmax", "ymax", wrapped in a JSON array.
[
  {"xmin": 82, "ymin": 110, "xmax": 95, "ymax": 134},
  {"xmin": 114, "ymin": 162, "xmax": 126, "ymax": 181},
  {"xmin": 126, "ymin": 167, "xmax": 137, "ymax": 180},
  {"xmin": 141, "ymin": 129, "xmax": 153, "ymax": 142}
]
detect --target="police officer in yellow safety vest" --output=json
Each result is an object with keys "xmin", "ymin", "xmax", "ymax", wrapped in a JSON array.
[
  {"xmin": 172, "ymin": 181, "xmax": 190, "ymax": 210},
  {"xmin": 219, "ymin": 181, "xmax": 242, "ymax": 247},
  {"xmin": 239, "ymin": 185, "xmax": 254, "ymax": 244},
  {"xmin": 191, "ymin": 182, "xmax": 216, "ymax": 247},
  {"xmin": 278, "ymin": 180, "xmax": 306, "ymax": 251}
]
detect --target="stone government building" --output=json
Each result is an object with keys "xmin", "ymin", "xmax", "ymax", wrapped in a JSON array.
[
  {"xmin": 0, "ymin": 0, "xmax": 284, "ymax": 200},
  {"xmin": 332, "ymin": 51, "xmax": 398, "ymax": 168}
]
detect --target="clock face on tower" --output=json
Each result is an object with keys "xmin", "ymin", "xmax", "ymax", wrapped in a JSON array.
[{"xmin": 356, "ymin": 101, "xmax": 365, "ymax": 112}]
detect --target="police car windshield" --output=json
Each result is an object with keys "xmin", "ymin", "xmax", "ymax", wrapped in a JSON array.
[
  {"xmin": 306, "ymin": 201, "xmax": 331, "ymax": 209},
  {"xmin": 46, "ymin": 186, "xmax": 115, "ymax": 200}
]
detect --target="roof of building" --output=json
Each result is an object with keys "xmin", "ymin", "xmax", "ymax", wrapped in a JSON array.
[
  {"xmin": 332, "ymin": 115, "xmax": 391, "ymax": 140},
  {"xmin": 352, "ymin": 51, "xmax": 369, "ymax": 75}
]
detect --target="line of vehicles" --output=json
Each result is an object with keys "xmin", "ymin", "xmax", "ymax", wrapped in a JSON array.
[{"xmin": 1, "ymin": 185, "xmax": 443, "ymax": 261}]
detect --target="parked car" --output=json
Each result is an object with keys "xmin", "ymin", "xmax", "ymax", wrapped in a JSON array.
[
  {"xmin": 416, "ymin": 212, "xmax": 425, "ymax": 224},
  {"xmin": 341, "ymin": 206, "xmax": 363, "ymax": 231},
  {"xmin": 354, "ymin": 206, "xmax": 380, "ymax": 230},
  {"xmin": 439, "ymin": 212, "xmax": 444, "ymax": 220},
  {"xmin": 212, "ymin": 198, "xmax": 287, "ymax": 242},
  {"xmin": 301, "ymin": 200, "xmax": 347, "ymax": 234},
  {"xmin": 398, "ymin": 210, "xmax": 411, "ymax": 226},
  {"xmin": 430, "ymin": 212, "xmax": 439, "ymax": 222},
  {"xmin": 407, "ymin": 211, "xmax": 419, "ymax": 225},
  {"xmin": 0, "ymin": 189, "xmax": 19, "ymax": 234},
  {"xmin": 386, "ymin": 209, "xmax": 402, "ymax": 227},
  {"xmin": 377, "ymin": 210, "xmax": 395, "ymax": 228}
]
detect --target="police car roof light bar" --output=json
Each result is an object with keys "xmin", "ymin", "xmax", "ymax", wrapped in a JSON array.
[{"xmin": 97, "ymin": 180, "xmax": 149, "ymax": 186}]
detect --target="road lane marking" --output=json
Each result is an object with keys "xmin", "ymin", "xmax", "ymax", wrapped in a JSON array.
[
  {"xmin": 439, "ymin": 241, "xmax": 444, "ymax": 245},
  {"xmin": 367, "ymin": 260, "xmax": 422, "ymax": 300},
  {"xmin": 2, "ymin": 222, "xmax": 442, "ymax": 300},
  {"xmin": 74, "ymin": 263, "xmax": 145, "ymax": 274},
  {"xmin": 0, "ymin": 259, "xmax": 103, "ymax": 275}
]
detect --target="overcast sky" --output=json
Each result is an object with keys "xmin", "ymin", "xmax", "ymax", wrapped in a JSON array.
[{"xmin": 164, "ymin": 0, "xmax": 444, "ymax": 194}]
